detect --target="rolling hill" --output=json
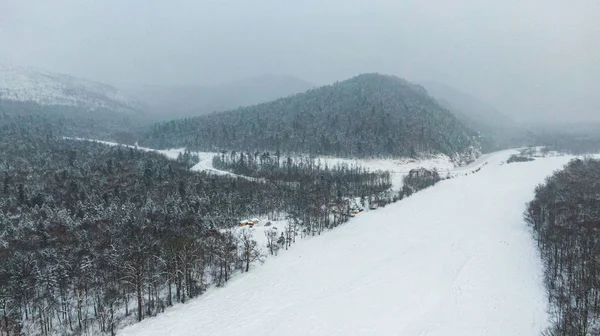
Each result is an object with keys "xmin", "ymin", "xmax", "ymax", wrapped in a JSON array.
[
  {"xmin": 0, "ymin": 61, "xmax": 147, "ymax": 143},
  {"xmin": 0, "ymin": 61, "xmax": 142, "ymax": 113},
  {"xmin": 140, "ymin": 73, "xmax": 481, "ymax": 162}
]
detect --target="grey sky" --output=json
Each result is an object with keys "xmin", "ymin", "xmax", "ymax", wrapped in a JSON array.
[{"xmin": 1, "ymin": 0, "xmax": 599, "ymax": 123}]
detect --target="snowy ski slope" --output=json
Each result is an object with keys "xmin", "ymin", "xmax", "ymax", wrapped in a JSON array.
[{"xmin": 119, "ymin": 152, "xmax": 574, "ymax": 336}]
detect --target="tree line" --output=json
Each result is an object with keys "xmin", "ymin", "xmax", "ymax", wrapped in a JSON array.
[
  {"xmin": 400, "ymin": 168, "xmax": 442, "ymax": 198},
  {"xmin": 212, "ymin": 150, "xmax": 393, "ymax": 234},
  {"xmin": 525, "ymin": 158, "xmax": 600, "ymax": 335}
]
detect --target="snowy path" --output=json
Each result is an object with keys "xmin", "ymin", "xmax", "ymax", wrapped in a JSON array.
[
  {"xmin": 65, "ymin": 137, "xmax": 496, "ymax": 185},
  {"xmin": 119, "ymin": 153, "xmax": 573, "ymax": 336}
]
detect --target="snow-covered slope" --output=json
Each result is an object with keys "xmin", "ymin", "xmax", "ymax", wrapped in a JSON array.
[
  {"xmin": 119, "ymin": 153, "xmax": 573, "ymax": 336},
  {"xmin": 0, "ymin": 61, "xmax": 140, "ymax": 113}
]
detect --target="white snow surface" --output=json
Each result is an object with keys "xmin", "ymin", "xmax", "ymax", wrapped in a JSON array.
[
  {"xmin": 119, "ymin": 152, "xmax": 574, "ymax": 336},
  {"xmin": 314, "ymin": 154, "xmax": 456, "ymax": 173},
  {"xmin": 313, "ymin": 151, "xmax": 500, "ymax": 189},
  {"xmin": 0, "ymin": 60, "xmax": 140, "ymax": 112}
]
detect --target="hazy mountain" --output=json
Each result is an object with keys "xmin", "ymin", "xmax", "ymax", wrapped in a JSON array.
[
  {"xmin": 121, "ymin": 74, "xmax": 316, "ymax": 119},
  {"xmin": 0, "ymin": 61, "xmax": 143, "ymax": 113},
  {"xmin": 420, "ymin": 82, "xmax": 524, "ymax": 152},
  {"xmin": 140, "ymin": 73, "xmax": 480, "ymax": 162},
  {"xmin": 421, "ymin": 82, "xmax": 514, "ymax": 129},
  {"xmin": 0, "ymin": 61, "xmax": 147, "ymax": 143}
]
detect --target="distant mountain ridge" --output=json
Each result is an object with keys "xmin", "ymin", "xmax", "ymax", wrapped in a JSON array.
[
  {"xmin": 0, "ymin": 61, "xmax": 148, "ymax": 143},
  {"xmin": 121, "ymin": 74, "xmax": 316, "ymax": 119},
  {"xmin": 140, "ymin": 73, "xmax": 481, "ymax": 162},
  {"xmin": 0, "ymin": 61, "xmax": 142, "ymax": 114},
  {"xmin": 421, "ymin": 82, "xmax": 514, "ymax": 129},
  {"xmin": 421, "ymin": 82, "xmax": 521, "ymax": 152}
]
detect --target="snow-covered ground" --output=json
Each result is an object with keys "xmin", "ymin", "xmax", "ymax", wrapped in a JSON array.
[
  {"xmin": 119, "ymin": 151, "xmax": 574, "ymax": 336},
  {"xmin": 65, "ymin": 137, "xmax": 216, "ymax": 170},
  {"xmin": 228, "ymin": 219, "xmax": 289, "ymax": 248},
  {"xmin": 313, "ymin": 151, "xmax": 500, "ymax": 189}
]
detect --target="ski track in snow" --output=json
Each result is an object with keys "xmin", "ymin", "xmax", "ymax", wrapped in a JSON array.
[{"xmin": 118, "ymin": 152, "xmax": 576, "ymax": 336}]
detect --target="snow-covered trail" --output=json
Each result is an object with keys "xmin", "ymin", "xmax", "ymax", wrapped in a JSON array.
[
  {"xmin": 64, "ymin": 137, "xmax": 498, "ymax": 187},
  {"xmin": 63, "ymin": 137, "xmax": 262, "ymax": 180},
  {"xmin": 119, "ymin": 154, "xmax": 573, "ymax": 336}
]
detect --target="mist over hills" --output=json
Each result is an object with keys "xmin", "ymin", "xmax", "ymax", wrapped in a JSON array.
[
  {"xmin": 140, "ymin": 73, "xmax": 481, "ymax": 161},
  {"xmin": 421, "ymin": 82, "xmax": 514, "ymax": 129},
  {"xmin": 120, "ymin": 74, "xmax": 315, "ymax": 119},
  {"xmin": 420, "ymin": 81, "xmax": 525, "ymax": 152},
  {"xmin": 0, "ymin": 61, "xmax": 148, "ymax": 143},
  {"xmin": 2, "ymin": 60, "xmax": 584, "ymax": 157},
  {"xmin": 0, "ymin": 61, "xmax": 142, "ymax": 113}
]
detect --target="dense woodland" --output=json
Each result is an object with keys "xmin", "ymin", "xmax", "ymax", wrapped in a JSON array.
[
  {"xmin": 0, "ymin": 100, "xmax": 144, "ymax": 145},
  {"xmin": 525, "ymin": 158, "xmax": 600, "ymax": 335},
  {"xmin": 212, "ymin": 150, "xmax": 391, "ymax": 187},
  {"xmin": 140, "ymin": 74, "xmax": 481, "ymax": 161},
  {"xmin": 0, "ymin": 115, "xmax": 394, "ymax": 335},
  {"xmin": 213, "ymin": 151, "xmax": 393, "ymax": 225}
]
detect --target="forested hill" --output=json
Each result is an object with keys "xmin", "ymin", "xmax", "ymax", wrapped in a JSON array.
[
  {"xmin": 0, "ymin": 61, "xmax": 149, "ymax": 144},
  {"xmin": 140, "ymin": 73, "xmax": 481, "ymax": 161}
]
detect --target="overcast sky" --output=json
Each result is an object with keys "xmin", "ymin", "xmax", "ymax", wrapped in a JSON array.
[{"xmin": 1, "ymin": 0, "xmax": 599, "ymax": 123}]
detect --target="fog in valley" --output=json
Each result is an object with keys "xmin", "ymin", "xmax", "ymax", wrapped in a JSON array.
[{"xmin": 1, "ymin": 0, "xmax": 599, "ymax": 123}]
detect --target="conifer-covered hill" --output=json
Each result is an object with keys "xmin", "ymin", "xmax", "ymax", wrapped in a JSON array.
[
  {"xmin": 0, "ymin": 61, "xmax": 149, "ymax": 143},
  {"xmin": 140, "ymin": 73, "xmax": 481, "ymax": 162}
]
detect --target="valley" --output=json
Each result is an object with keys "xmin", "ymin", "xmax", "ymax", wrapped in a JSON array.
[
  {"xmin": 1, "ymin": 56, "xmax": 598, "ymax": 336},
  {"xmin": 119, "ymin": 151, "xmax": 574, "ymax": 336}
]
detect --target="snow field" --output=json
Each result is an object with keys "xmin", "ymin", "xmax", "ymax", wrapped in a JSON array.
[{"xmin": 119, "ymin": 153, "xmax": 575, "ymax": 336}]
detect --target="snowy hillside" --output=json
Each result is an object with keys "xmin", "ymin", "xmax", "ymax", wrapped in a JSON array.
[
  {"xmin": 0, "ymin": 61, "xmax": 140, "ymax": 113},
  {"xmin": 119, "ymin": 151, "xmax": 574, "ymax": 336},
  {"xmin": 140, "ymin": 73, "xmax": 481, "ymax": 161}
]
